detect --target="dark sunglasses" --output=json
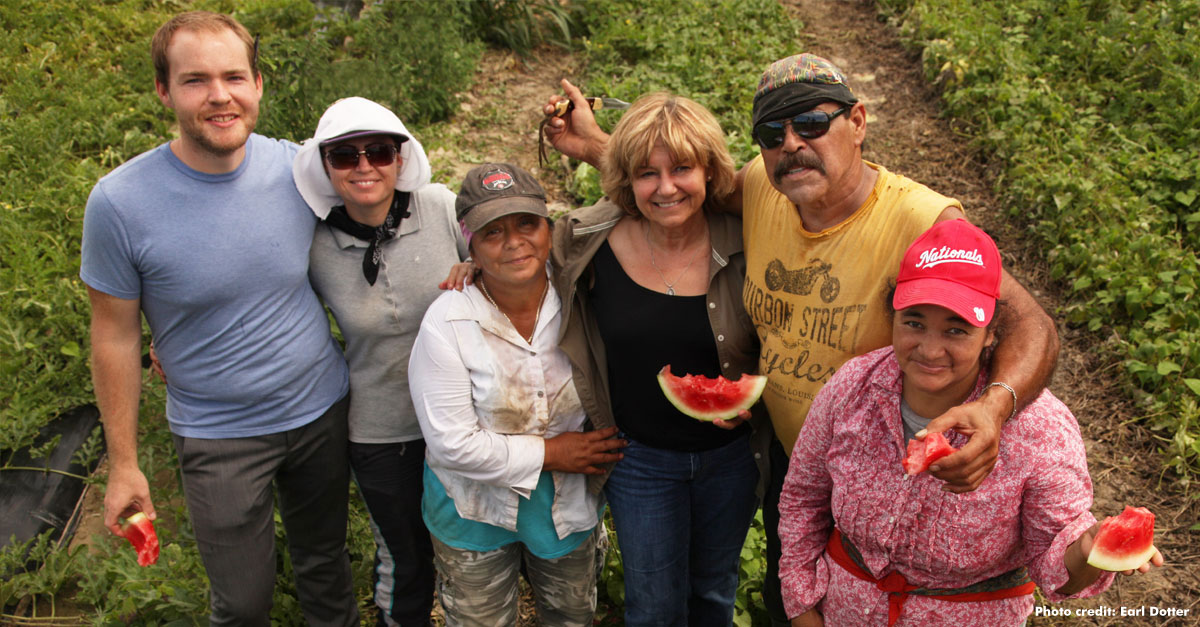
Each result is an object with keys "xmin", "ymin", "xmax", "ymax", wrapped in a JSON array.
[
  {"xmin": 324, "ymin": 144, "xmax": 399, "ymax": 170},
  {"xmin": 753, "ymin": 106, "xmax": 850, "ymax": 149}
]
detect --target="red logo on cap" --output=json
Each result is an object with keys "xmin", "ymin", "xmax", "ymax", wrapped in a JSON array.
[{"xmin": 482, "ymin": 171, "xmax": 514, "ymax": 191}]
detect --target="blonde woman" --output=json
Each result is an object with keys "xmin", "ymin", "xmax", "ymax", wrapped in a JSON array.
[{"xmin": 551, "ymin": 92, "xmax": 767, "ymax": 626}]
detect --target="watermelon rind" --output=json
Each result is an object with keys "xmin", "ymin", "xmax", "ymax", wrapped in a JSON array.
[
  {"xmin": 657, "ymin": 365, "xmax": 767, "ymax": 422},
  {"xmin": 1087, "ymin": 544, "xmax": 1157, "ymax": 572},
  {"xmin": 1086, "ymin": 506, "xmax": 1156, "ymax": 572}
]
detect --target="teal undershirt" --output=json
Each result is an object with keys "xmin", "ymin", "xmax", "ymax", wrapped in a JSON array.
[{"xmin": 422, "ymin": 463, "xmax": 597, "ymax": 559}]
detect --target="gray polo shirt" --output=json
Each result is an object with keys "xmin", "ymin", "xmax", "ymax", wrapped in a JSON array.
[{"xmin": 309, "ymin": 183, "xmax": 468, "ymax": 443}]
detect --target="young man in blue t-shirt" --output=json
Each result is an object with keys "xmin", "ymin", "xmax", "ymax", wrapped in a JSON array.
[{"xmin": 80, "ymin": 11, "xmax": 356, "ymax": 625}]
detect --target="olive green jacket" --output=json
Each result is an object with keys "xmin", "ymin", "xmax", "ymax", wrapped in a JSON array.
[{"xmin": 551, "ymin": 199, "xmax": 772, "ymax": 498}]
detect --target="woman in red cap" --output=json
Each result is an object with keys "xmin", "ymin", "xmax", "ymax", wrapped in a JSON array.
[{"xmin": 776, "ymin": 219, "xmax": 1163, "ymax": 626}]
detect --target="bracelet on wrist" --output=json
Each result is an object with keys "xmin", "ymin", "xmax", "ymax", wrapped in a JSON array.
[{"xmin": 985, "ymin": 381, "xmax": 1018, "ymax": 422}]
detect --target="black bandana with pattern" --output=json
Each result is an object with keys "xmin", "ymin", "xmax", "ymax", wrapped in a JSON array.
[{"xmin": 323, "ymin": 191, "xmax": 411, "ymax": 285}]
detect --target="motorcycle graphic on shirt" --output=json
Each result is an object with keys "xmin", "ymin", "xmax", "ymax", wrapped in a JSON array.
[{"xmin": 764, "ymin": 258, "xmax": 840, "ymax": 303}]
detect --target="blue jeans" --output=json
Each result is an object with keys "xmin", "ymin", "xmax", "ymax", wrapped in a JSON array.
[{"xmin": 604, "ymin": 432, "xmax": 759, "ymax": 627}]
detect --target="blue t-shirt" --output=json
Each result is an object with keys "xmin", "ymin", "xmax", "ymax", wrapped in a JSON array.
[{"xmin": 80, "ymin": 135, "xmax": 349, "ymax": 438}]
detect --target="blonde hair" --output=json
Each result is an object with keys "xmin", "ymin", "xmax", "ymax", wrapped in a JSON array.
[
  {"xmin": 602, "ymin": 93, "xmax": 735, "ymax": 217},
  {"xmin": 152, "ymin": 11, "xmax": 257, "ymax": 87}
]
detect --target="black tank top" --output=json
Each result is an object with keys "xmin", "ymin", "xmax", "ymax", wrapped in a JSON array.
[{"xmin": 591, "ymin": 241, "xmax": 749, "ymax": 451}]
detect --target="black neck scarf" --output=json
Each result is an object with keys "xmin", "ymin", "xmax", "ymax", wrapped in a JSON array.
[{"xmin": 323, "ymin": 191, "xmax": 411, "ymax": 285}]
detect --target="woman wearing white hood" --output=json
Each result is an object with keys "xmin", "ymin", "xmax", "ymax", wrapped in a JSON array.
[{"xmin": 294, "ymin": 97, "xmax": 468, "ymax": 626}]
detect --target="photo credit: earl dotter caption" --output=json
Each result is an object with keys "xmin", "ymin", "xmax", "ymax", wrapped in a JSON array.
[{"xmin": 1034, "ymin": 605, "xmax": 1191, "ymax": 619}]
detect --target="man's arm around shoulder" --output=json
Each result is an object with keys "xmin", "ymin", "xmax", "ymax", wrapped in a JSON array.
[
  {"xmin": 718, "ymin": 162, "xmax": 748, "ymax": 216},
  {"xmin": 922, "ymin": 207, "xmax": 1060, "ymax": 492},
  {"xmin": 88, "ymin": 286, "xmax": 156, "ymax": 533}
]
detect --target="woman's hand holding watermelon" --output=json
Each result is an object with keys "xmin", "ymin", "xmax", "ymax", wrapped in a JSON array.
[
  {"xmin": 712, "ymin": 409, "xmax": 753, "ymax": 430},
  {"xmin": 1081, "ymin": 507, "xmax": 1164, "ymax": 575},
  {"xmin": 1074, "ymin": 522, "xmax": 1165, "ymax": 576},
  {"xmin": 1057, "ymin": 514, "xmax": 1165, "ymax": 596}
]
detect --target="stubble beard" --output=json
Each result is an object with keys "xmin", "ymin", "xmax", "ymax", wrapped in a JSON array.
[{"xmin": 179, "ymin": 108, "xmax": 258, "ymax": 158}]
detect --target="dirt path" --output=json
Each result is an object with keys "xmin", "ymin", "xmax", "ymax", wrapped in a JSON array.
[{"xmin": 426, "ymin": 49, "xmax": 581, "ymax": 207}]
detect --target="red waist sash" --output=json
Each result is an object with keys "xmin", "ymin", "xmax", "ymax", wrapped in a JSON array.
[{"xmin": 826, "ymin": 528, "xmax": 1036, "ymax": 626}]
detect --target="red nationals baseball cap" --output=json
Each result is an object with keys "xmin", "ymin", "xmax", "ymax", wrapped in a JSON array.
[{"xmin": 893, "ymin": 219, "xmax": 1002, "ymax": 327}]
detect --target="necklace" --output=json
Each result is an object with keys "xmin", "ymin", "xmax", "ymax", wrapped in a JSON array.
[
  {"xmin": 478, "ymin": 277, "xmax": 547, "ymax": 345},
  {"xmin": 644, "ymin": 221, "xmax": 706, "ymax": 296}
]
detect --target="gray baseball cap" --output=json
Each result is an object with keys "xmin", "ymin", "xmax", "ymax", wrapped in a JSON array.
[{"xmin": 455, "ymin": 163, "xmax": 548, "ymax": 233}]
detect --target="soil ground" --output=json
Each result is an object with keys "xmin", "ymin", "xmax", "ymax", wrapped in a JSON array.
[{"xmin": 60, "ymin": 1, "xmax": 1198, "ymax": 625}]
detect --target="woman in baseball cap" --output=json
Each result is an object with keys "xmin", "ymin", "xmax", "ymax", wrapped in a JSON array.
[
  {"xmin": 890, "ymin": 218, "xmax": 1003, "ymax": 409},
  {"xmin": 408, "ymin": 163, "xmax": 625, "ymax": 625},
  {"xmin": 776, "ymin": 219, "xmax": 1162, "ymax": 626},
  {"xmin": 292, "ymin": 96, "xmax": 470, "ymax": 625}
]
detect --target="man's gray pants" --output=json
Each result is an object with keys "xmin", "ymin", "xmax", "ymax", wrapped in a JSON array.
[{"xmin": 173, "ymin": 394, "xmax": 358, "ymax": 626}]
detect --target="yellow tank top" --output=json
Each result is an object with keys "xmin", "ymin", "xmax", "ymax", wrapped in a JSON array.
[{"xmin": 741, "ymin": 157, "xmax": 959, "ymax": 454}]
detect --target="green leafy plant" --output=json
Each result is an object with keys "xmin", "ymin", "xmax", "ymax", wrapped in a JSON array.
[
  {"xmin": 236, "ymin": 0, "xmax": 485, "ymax": 141},
  {"xmin": 553, "ymin": 0, "xmax": 801, "ymax": 205},
  {"xmin": 735, "ymin": 510, "xmax": 768, "ymax": 627},
  {"xmin": 465, "ymin": 0, "xmax": 585, "ymax": 58},
  {"xmin": 0, "ymin": 0, "xmax": 489, "ymax": 621},
  {"xmin": 894, "ymin": 0, "xmax": 1200, "ymax": 487},
  {"xmin": 0, "ymin": 531, "xmax": 84, "ymax": 620},
  {"xmin": 597, "ymin": 513, "xmax": 624, "ymax": 613}
]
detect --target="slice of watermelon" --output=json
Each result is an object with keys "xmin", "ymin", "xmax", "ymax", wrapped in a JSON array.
[
  {"xmin": 1087, "ymin": 506, "xmax": 1156, "ymax": 572},
  {"xmin": 119, "ymin": 512, "xmax": 160, "ymax": 567},
  {"xmin": 901, "ymin": 431, "xmax": 957, "ymax": 475},
  {"xmin": 657, "ymin": 366, "xmax": 767, "ymax": 422}
]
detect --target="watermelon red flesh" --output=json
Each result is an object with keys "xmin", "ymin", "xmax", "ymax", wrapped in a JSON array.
[
  {"xmin": 1087, "ymin": 506, "xmax": 1156, "ymax": 571},
  {"xmin": 657, "ymin": 365, "xmax": 767, "ymax": 421},
  {"xmin": 119, "ymin": 512, "xmax": 160, "ymax": 567},
  {"xmin": 901, "ymin": 432, "xmax": 957, "ymax": 475}
]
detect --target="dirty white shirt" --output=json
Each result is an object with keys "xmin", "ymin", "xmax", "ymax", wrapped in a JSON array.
[{"xmin": 409, "ymin": 270, "xmax": 600, "ymax": 538}]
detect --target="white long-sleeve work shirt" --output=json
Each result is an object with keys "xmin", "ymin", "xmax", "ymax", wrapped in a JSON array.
[{"xmin": 408, "ymin": 275, "xmax": 600, "ymax": 538}]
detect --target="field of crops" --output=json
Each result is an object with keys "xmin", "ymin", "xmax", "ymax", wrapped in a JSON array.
[{"xmin": 1, "ymin": 0, "xmax": 1196, "ymax": 623}]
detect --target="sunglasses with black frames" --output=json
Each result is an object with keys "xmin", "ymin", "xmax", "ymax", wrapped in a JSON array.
[
  {"xmin": 324, "ymin": 144, "xmax": 399, "ymax": 170},
  {"xmin": 753, "ymin": 106, "xmax": 850, "ymax": 150}
]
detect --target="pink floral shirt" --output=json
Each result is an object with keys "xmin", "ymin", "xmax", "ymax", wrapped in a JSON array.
[{"xmin": 778, "ymin": 347, "xmax": 1114, "ymax": 625}]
